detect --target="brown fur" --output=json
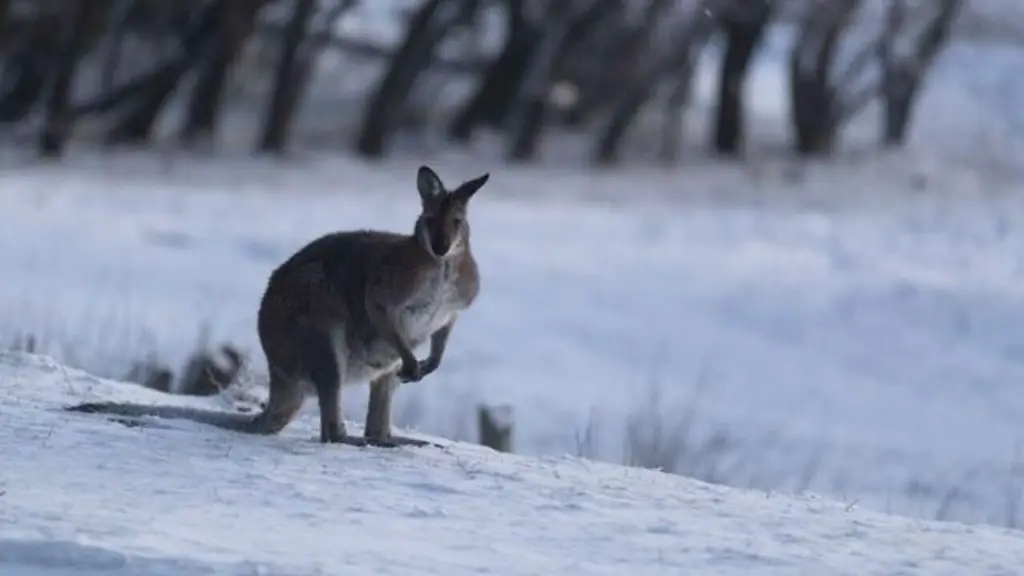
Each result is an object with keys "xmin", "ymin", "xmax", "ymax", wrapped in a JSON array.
[{"xmin": 65, "ymin": 165, "xmax": 488, "ymax": 448}]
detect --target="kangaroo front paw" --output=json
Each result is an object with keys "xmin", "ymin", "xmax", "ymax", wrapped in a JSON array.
[
  {"xmin": 416, "ymin": 357, "xmax": 440, "ymax": 379},
  {"xmin": 398, "ymin": 358, "xmax": 440, "ymax": 383},
  {"xmin": 397, "ymin": 360, "xmax": 423, "ymax": 383}
]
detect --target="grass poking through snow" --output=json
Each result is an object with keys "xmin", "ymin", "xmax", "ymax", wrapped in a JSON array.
[{"xmin": 2, "ymin": 313, "xmax": 1023, "ymax": 531}]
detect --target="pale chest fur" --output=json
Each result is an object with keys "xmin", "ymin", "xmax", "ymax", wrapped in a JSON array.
[{"xmin": 397, "ymin": 258, "xmax": 466, "ymax": 346}]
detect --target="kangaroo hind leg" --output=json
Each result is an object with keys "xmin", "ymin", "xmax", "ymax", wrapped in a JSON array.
[
  {"xmin": 248, "ymin": 367, "xmax": 306, "ymax": 435},
  {"xmin": 304, "ymin": 327, "xmax": 364, "ymax": 446}
]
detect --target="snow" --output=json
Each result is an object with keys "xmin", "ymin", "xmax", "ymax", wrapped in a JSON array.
[
  {"xmin": 3, "ymin": 6, "xmax": 1024, "ymax": 571},
  {"xmin": 6, "ymin": 34, "xmax": 1024, "ymax": 531},
  {"xmin": 2, "ymin": 149, "xmax": 1024, "ymax": 531},
  {"xmin": 2, "ymin": 351, "xmax": 1024, "ymax": 576}
]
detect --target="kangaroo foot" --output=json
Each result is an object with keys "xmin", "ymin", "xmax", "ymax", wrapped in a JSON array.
[
  {"xmin": 321, "ymin": 433, "xmax": 367, "ymax": 447},
  {"xmin": 365, "ymin": 434, "xmax": 440, "ymax": 448},
  {"xmin": 338, "ymin": 435, "xmax": 369, "ymax": 447},
  {"xmin": 320, "ymin": 424, "xmax": 367, "ymax": 447}
]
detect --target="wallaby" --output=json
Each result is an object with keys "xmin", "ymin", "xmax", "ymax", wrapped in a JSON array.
[{"xmin": 67, "ymin": 165, "xmax": 488, "ymax": 447}]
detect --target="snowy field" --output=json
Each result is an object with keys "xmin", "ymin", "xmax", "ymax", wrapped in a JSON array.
[
  {"xmin": 2, "ymin": 147, "xmax": 1024, "ymax": 533},
  {"xmin": 2, "ymin": 351, "xmax": 1024, "ymax": 575},
  {"xmin": 2, "ymin": 11, "xmax": 1024, "ymax": 570}
]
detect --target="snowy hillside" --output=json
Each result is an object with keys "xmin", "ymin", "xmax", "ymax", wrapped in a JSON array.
[
  {"xmin": 2, "ymin": 351, "xmax": 1024, "ymax": 576},
  {"xmin": 3, "ymin": 1, "xmax": 1024, "ymax": 538},
  {"xmin": 2, "ymin": 151, "xmax": 1024, "ymax": 532}
]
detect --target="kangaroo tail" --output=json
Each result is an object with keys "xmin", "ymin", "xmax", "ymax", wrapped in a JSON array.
[{"xmin": 64, "ymin": 401, "xmax": 265, "ymax": 434}]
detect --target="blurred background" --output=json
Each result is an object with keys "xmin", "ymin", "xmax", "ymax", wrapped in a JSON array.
[
  {"xmin": 0, "ymin": 0, "xmax": 1014, "ymax": 161},
  {"xmin": 3, "ymin": 0, "xmax": 1024, "ymax": 532}
]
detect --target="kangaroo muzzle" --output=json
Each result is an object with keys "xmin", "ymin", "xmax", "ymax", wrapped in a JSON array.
[{"xmin": 430, "ymin": 228, "xmax": 451, "ymax": 258}]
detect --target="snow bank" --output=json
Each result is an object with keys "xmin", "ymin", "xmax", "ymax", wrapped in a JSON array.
[{"xmin": 2, "ymin": 352, "xmax": 1023, "ymax": 576}]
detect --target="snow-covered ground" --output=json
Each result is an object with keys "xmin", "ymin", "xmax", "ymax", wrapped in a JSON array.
[
  {"xmin": 1, "ymin": 148, "xmax": 1024, "ymax": 532},
  {"xmin": 2, "ymin": 351, "xmax": 1024, "ymax": 576},
  {"xmin": 3, "ymin": 2, "xmax": 1024, "ymax": 553}
]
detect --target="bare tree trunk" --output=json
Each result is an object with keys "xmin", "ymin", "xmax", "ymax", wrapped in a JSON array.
[
  {"xmin": 593, "ymin": 10, "xmax": 715, "ymax": 165},
  {"xmin": 0, "ymin": 14, "xmax": 62, "ymax": 123},
  {"xmin": 39, "ymin": 0, "xmax": 102, "ymax": 157},
  {"xmin": 503, "ymin": 13, "xmax": 567, "ymax": 162},
  {"xmin": 100, "ymin": 0, "xmax": 134, "ymax": 91},
  {"xmin": 105, "ymin": 1, "xmax": 222, "ymax": 146},
  {"xmin": 712, "ymin": 0, "xmax": 773, "ymax": 157},
  {"xmin": 658, "ymin": 55, "xmax": 699, "ymax": 164},
  {"xmin": 181, "ymin": 0, "xmax": 263, "ymax": 145},
  {"xmin": 257, "ymin": 0, "xmax": 358, "ymax": 153},
  {"xmin": 448, "ymin": 0, "xmax": 534, "ymax": 143},
  {"xmin": 257, "ymin": 0, "xmax": 317, "ymax": 154},
  {"xmin": 0, "ymin": 0, "xmax": 9, "ymax": 42},
  {"xmin": 567, "ymin": 0, "xmax": 671, "ymax": 128},
  {"xmin": 355, "ymin": 0, "xmax": 464, "ymax": 158},
  {"xmin": 881, "ymin": 0, "xmax": 961, "ymax": 147},
  {"xmin": 788, "ymin": 0, "xmax": 860, "ymax": 156},
  {"xmin": 506, "ymin": 0, "xmax": 620, "ymax": 162}
]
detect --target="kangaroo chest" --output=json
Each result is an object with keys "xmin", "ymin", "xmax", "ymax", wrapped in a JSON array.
[{"xmin": 397, "ymin": 260, "xmax": 462, "ymax": 345}]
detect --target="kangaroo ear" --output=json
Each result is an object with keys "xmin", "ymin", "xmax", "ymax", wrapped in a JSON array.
[
  {"xmin": 454, "ymin": 173, "xmax": 489, "ymax": 203},
  {"xmin": 417, "ymin": 165, "xmax": 446, "ymax": 204}
]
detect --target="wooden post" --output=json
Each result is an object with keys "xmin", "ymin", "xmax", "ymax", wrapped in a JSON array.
[{"xmin": 477, "ymin": 403, "xmax": 514, "ymax": 453}]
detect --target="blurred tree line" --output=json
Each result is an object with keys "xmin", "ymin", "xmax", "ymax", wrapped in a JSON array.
[{"xmin": 0, "ymin": 0, "xmax": 963, "ymax": 162}]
